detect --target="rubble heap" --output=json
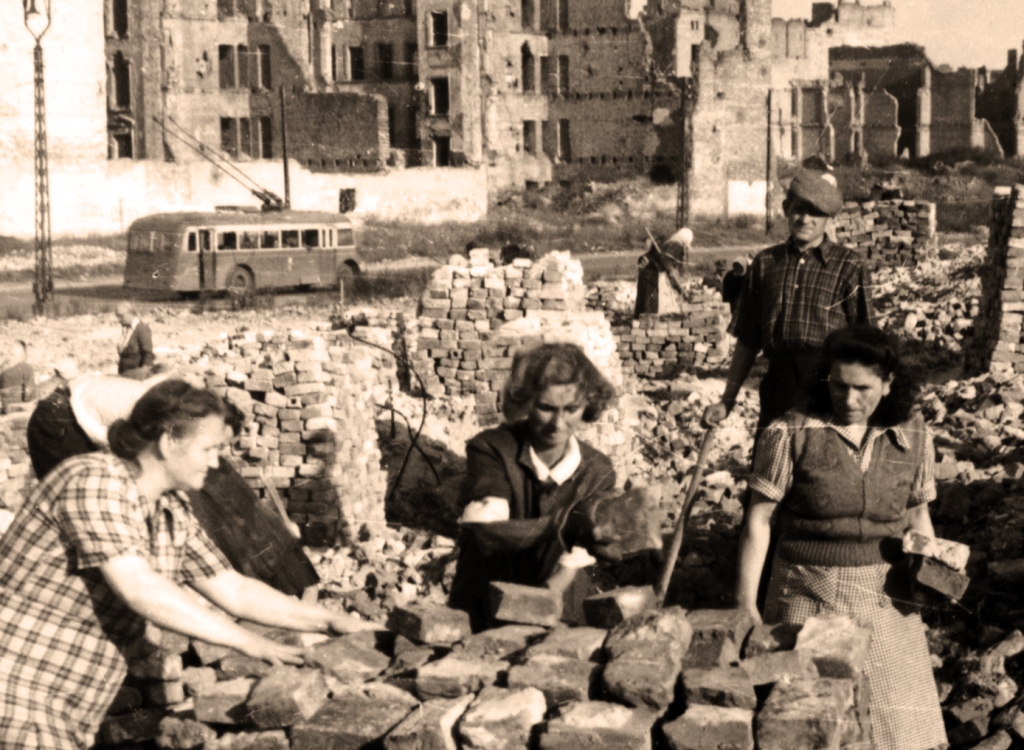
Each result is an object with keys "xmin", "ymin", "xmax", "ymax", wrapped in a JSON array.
[
  {"xmin": 94, "ymin": 602, "xmax": 877, "ymax": 750},
  {"xmin": 834, "ymin": 199, "xmax": 937, "ymax": 269}
]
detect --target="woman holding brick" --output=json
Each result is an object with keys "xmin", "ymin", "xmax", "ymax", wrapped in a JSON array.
[
  {"xmin": 0, "ymin": 379, "xmax": 377, "ymax": 749},
  {"xmin": 449, "ymin": 342, "xmax": 660, "ymax": 631},
  {"xmin": 735, "ymin": 326, "xmax": 946, "ymax": 750}
]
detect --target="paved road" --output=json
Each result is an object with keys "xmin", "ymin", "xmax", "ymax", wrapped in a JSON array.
[{"xmin": 0, "ymin": 244, "xmax": 761, "ymax": 317}]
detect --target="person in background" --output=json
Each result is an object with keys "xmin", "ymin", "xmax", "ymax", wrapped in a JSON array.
[
  {"xmin": 703, "ymin": 169, "xmax": 874, "ymax": 437},
  {"xmin": 702, "ymin": 259, "xmax": 728, "ymax": 294},
  {"xmin": 721, "ymin": 256, "xmax": 747, "ymax": 315},
  {"xmin": 449, "ymin": 342, "xmax": 660, "ymax": 630},
  {"xmin": 115, "ymin": 302, "xmax": 155, "ymax": 379},
  {"xmin": 734, "ymin": 326, "xmax": 946, "ymax": 750},
  {"xmin": 0, "ymin": 380, "xmax": 377, "ymax": 749},
  {"xmin": 0, "ymin": 340, "xmax": 36, "ymax": 413}
]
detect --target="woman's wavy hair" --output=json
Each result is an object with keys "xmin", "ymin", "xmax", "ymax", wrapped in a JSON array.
[
  {"xmin": 501, "ymin": 342, "xmax": 616, "ymax": 424},
  {"xmin": 108, "ymin": 379, "xmax": 227, "ymax": 461},
  {"xmin": 807, "ymin": 326, "xmax": 919, "ymax": 427}
]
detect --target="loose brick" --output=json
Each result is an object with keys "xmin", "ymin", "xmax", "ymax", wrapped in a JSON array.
[
  {"xmin": 305, "ymin": 633, "xmax": 391, "ymax": 684},
  {"xmin": 526, "ymin": 625, "xmax": 607, "ymax": 662},
  {"xmin": 740, "ymin": 648, "xmax": 819, "ymax": 686},
  {"xmin": 414, "ymin": 655, "xmax": 508, "ymax": 700},
  {"xmin": 507, "ymin": 654, "xmax": 600, "ymax": 707},
  {"xmin": 292, "ymin": 683, "xmax": 420, "ymax": 750},
  {"xmin": 193, "ymin": 677, "xmax": 256, "ymax": 725},
  {"xmin": 582, "ymin": 586, "xmax": 656, "ymax": 628},
  {"xmin": 457, "ymin": 686, "xmax": 547, "ymax": 750},
  {"xmin": 912, "ymin": 555, "xmax": 971, "ymax": 600},
  {"xmin": 682, "ymin": 666, "xmax": 758, "ymax": 710},
  {"xmin": 155, "ymin": 715, "xmax": 217, "ymax": 749},
  {"xmin": 383, "ymin": 694, "xmax": 474, "ymax": 750},
  {"xmin": 489, "ymin": 581, "xmax": 562, "ymax": 627},
  {"xmin": 540, "ymin": 701, "xmax": 657, "ymax": 750},
  {"xmin": 99, "ymin": 708, "xmax": 165, "ymax": 746},
  {"xmin": 453, "ymin": 625, "xmax": 548, "ymax": 661},
  {"xmin": 902, "ymin": 531, "xmax": 971, "ymax": 571},
  {"xmin": 794, "ymin": 614, "xmax": 872, "ymax": 679},
  {"xmin": 387, "ymin": 603, "xmax": 473, "ymax": 646},
  {"xmin": 662, "ymin": 705, "xmax": 755, "ymax": 750},
  {"xmin": 741, "ymin": 622, "xmax": 801, "ymax": 659},
  {"xmin": 755, "ymin": 678, "xmax": 855, "ymax": 750},
  {"xmin": 246, "ymin": 665, "xmax": 329, "ymax": 729}
]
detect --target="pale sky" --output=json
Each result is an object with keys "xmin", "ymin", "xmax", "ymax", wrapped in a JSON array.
[{"xmin": 773, "ymin": 0, "xmax": 1024, "ymax": 71}]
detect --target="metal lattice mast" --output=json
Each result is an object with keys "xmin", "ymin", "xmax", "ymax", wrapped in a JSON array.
[{"xmin": 32, "ymin": 39, "xmax": 53, "ymax": 316}]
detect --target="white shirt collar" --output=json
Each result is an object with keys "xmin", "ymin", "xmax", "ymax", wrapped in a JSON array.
[{"xmin": 528, "ymin": 435, "xmax": 581, "ymax": 485}]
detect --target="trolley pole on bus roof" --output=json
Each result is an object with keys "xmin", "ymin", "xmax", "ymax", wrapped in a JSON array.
[{"xmin": 279, "ymin": 86, "xmax": 291, "ymax": 210}]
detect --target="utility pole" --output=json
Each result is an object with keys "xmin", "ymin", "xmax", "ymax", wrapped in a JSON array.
[
  {"xmin": 675, "ymin": 77, "xmax": 692, "ymax": 231},
  {"xmin": 24, "ymin": 0, "xmax": 53, "ymax": 316},
  {"xmin": 280, "ymin": 86, "xmax": 291, "ymax": 210}
]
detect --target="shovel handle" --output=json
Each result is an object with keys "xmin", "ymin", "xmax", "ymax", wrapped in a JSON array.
[{"xmin": 655, "ymin": 426, "xmax": 717, "ymax": 606}]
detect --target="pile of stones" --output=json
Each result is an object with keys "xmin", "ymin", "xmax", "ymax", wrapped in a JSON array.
[{"xmin": 834, "ymin": 199, "xmax": 937, "ymax": 270}]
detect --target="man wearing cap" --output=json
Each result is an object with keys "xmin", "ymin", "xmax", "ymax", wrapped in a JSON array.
[{"xmin": 703, "ymin": 169, "xmax": 874, "ymax": 434}]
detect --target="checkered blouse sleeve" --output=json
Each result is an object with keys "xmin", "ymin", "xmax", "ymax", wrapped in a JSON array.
[
  {"xmin": 179, "ymin": 504, "xmax": 233, "ymax": 583},
  {"xmin": 748, "ymin": 418, "xmax": 794, "ymax": 502},
  {"xmin": 909, "ymin": 426, "xmax": 937, "ymax": 508}
]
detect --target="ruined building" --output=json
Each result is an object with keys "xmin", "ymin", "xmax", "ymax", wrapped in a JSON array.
[{"xmin": 977, "ymin": 44, "xmax": 1024, "ymax": 158}]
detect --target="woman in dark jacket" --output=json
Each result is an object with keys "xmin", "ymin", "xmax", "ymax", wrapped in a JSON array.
[{"xmin": 449, "ymin": 342, "xmax": 621, "ymax": 630}]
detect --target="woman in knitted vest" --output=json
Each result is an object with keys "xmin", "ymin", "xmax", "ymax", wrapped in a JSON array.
[{"xmin": 735, "ymin": 326, "xmax": 946, "ymax": 750}]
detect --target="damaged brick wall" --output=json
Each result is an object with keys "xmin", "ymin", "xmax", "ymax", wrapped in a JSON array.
[
  {"xmin": 833, "ymin": 199, "xmax": 937, "ymax": 270},
  {"xmin": 287, "ymin": 93, "xmax": 392, "ymax": 171}
]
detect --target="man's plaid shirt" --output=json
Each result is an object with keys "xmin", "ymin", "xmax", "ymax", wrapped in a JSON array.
[
  {"xmin": 729, "ymin": 239, "xmax": 874, "ymax": 355},
  {"xmin": 0, "ymin": 453, "xmax": 230, "ymax": 749}
]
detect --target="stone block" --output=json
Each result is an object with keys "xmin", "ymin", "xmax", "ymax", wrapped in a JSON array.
[
  {"xmin": 682, "ymin": 635, "xmax": 740, "ymax": 670},
  {"xmin": 742, "ymin": 622, "xmax": 801, "ymax": 659},
  {"xmin": 507, "ymin": 654, "xmax": 600, "ymax": 707},
  {"xmin": 383, "ymin": 694, "xmax": 474, "ymax": 750},
  {"xmin": 526, "ymin": 625, "xmax": 608, "ymax": 662},
  {"xmin": 902, "ymin": 531, "xmax": 971, "ymax": 571},
  {"xmin": 192, "ymin": 638, "xmax": 233, "ymax": 666},
  {"xmin": 247, "ymin": 665, "xmax": 329, "ymax": 729},
  {"xmin": 489, "ymin": 581, "xmax": 561, "ymax": 627},
  {"xmin": 387, "ymin": 603, "xmax": 473, "ymax": 646},
  {"xmin": 945, "ymin": 716, "xmax": 990, "ymax": 746},
  {"xmin": 128, "ymin": 651, "xmax": 184, "ymax": 681},
  {"xmin": 218, "ymin": 653, "xmax": 276, "ymax": 680},
  {"xmin": 305, "ymin": 633, "xmax": 391, "ymax": 683},
  {"xmin": 193, "ymin": 677, "xmax": 256, "ymax": 725},
  {"xmin": 99, "ymin": 708, "xmax": 165, "ymax": 746},
  {"xmin": 912, "ymin": 555, "xmax": 971, "ymax": 600},
  {"xmin": 155, "ymin": 716, "xmax": 217, "ymax": 749},
  {"xmin": 181, "ymin": 666, "xmax": 218, "ymax": 697},
  {"xmin": 143, "ymin": 679, "xmax": 187, "ymax": 706},
  {"xmin": 204, "ymin": 730, "xmax": 292, "ymax": 750},
  {"xmin": 602, "ymin": 648, "xmax": 684, "ymax": 713},
  {"xmin": 540, "ymin": 701, "xmax": 657, "ymax": 750},
  {"xmin": 794, "ymin": 614, "xmax": 872, "ymax": 679},
  {"xmin": 740, "ymin": 648, "xmax": 819, "ymax": 686},
  {"xmin": 686, "ymin": 609, "xmax": 756, "ymax": 650},
  {"xmin": 604, "ymin": 606, "xmax": 692, "ymax": 660},
  {"xmin": 292, "ymin": 683, "xmax": 420, "ymax": 750},
  {"xmin": 453, "ymin": 624, "xmax": 548, "ymax": 661},
  {"xmin": 583, "ymin": 586, "xmax": 656, "ymax": 628},
  {"xmin": 662, "ymin": 705, "xmax": 755, "ymax": 750},
  {"xmin": 414, "ymin": 655, "xmax": 508, "ymax": 700},
  {"xmin": 755, "ymin": 678, "xmax": 855, "ymax": 750},
  {"xmin": 456, "ymin": 686, "xmax": 547, "ymax": 750},
  {"xmin": 681, "ymin": 666, "xmax": 758, "ymax": 710}
]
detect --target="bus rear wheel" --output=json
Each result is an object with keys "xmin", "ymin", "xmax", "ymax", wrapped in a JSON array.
[{"xmin": 227, "ymin": 267, "xmax": 254, "ymax": 294}]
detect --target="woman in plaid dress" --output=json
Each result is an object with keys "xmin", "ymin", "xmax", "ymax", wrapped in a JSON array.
[
  {"xmin": 0, "ymin": 380, "xmax": 377, "ymax": 749},
  {"xmin": 735, "ymin": 327, "xmax": 946, "ymax": 750}
]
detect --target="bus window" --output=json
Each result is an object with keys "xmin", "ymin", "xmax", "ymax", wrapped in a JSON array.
[
  {"xmin": 336, "ymin": 227, "xmax": 354, "ymax": 246},
  {"xmin": 301, "ymin": 229, "xmax": 320, "ymax": 247},
  {"xmin": 328, "ymin": 229, "xmax": 334, "ymax": 247},
  {"xmin": 282, "ymin": 230, "xmax": 299, "ymax": 248},
  {"xmin": 241, "ymin": 231, "xmax": 261, "ymax": 249},
  {"xmin": 160, "ymin": 233, "xmax": 179, "ymax": 253},
  {"xmin": 218, "ymin": 231, "xmax": 238, "ymax": 250},
  {"xmin": 188, "ymin": 232, "xmax": 197, "ymax": 252},
  {"xmin": 129, "ymin": 232, "xmax": 153, "ymax": 253},
  {"xmin": 262, "ymin": 231, "xmax": 280, "ymax": 248}
]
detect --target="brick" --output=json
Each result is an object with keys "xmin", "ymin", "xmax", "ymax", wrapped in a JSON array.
[
  {"xmin": 414, "ymin": 655, "xmax": 508, "ymax": 700},
  {"xmin": 662, "ymin": 705, "xmax": 755, "ymax": 750},
  {"xmin": 740, "ymin": 648, "xmax": 819, "ymax": 686},
  {"xmin": 526, "ymin": 625, "xmax": 608, "ymax": 662},
  {"xmin": 902, "ymin": 531, "xmax": 971, "ymax": 571},
  {"xmin": 540, "ymin": 701, "xmax": 656, "ymax": 750},
  {"xmin": 99, "ymin": 708, "xmax": 165, "ymax": 746},
  {"xmin": 912, "ymin": 555, "xmax": 971, "ymax": 600},
  {"xmin": 755, "ymin": 678, "xmax": 856, "ymax": 750},
  {"xmin": 292, "ymin": 683, "xmax": 420, "ymax": 750},
  {"xmin": 182, "ymin": 666, "xmax": 218, "ymax": 697},
  {"xmin": 305, "ymin": 633, "xmax": 391, "ymax": 684},
  {"xmin": 193, "ymin": 677, "xmax": 256, "ymax": 724},
  {"xmin": 128, "ymin": 651, "xmax": 184, "ymax": 681},
  {"xmin": 489, "ymin": 581, "xmax": 561, "ymax": 627},
  {"xmin": 383, "ymin": 694, "xmax": 474, "ymax": 750},
  {"xmin": 143, "ymin": 679, "xmax": 186, "ymax": 706},
  {"xmin": 155, "ymin": 715, "xmax": 217, "ymax": 749},
  {"xmin": 582, "ymin": 586, "xmax": 656, "ymax": 628},
  {"xmin": 742, "ymin": 622, "xmax": 801, "ymax": 659},
  {"xmin": 453, "ymin": 625, "xmax": 548, "ymax": 661},
  {"xmin": 682, "ymin": 666, "xmax": 757, "ymax": 710},
  {"xmin": 387, "ymin": 603, "xmax": 473, "ymax": 646},
  {"xmin": 794, "ymin": 614, "xmax": 872, "ymax": 679},
  {"xmin": 457, "ymin": 686, "xmax": 547, "ymax": 750},
  {"xmin": 507, "ymin": 654, "xmax": 600, "ymax": 707}
]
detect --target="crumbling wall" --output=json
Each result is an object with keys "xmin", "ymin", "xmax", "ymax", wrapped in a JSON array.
[
  {"xmin": 927, "ymin": 67, "xmax": 989, "ymax": 157},
  {"xmin": 412, "ymin": 251, "xmax": 634, "ymax": 480},
  {"xmin": 287, "ymin": 93, "xmax": 391, "ymax": 171},
  {"xmin": 833, "ymin": 199, "xmax": 936, "ymax": 270}
]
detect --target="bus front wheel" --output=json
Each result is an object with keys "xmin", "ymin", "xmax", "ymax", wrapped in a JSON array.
[{"xmin": 227, "ymin": 267, "xmax": 254, "ymax": 294}]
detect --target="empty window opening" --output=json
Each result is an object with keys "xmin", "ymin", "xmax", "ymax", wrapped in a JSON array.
[
  {"xmin": 112, "ymin": 0, "xmax": 128, "ymax": 37},
  {"xmin": 557, "ymin": 119, "xmax": 571, "ymax": 161},
  {"xmin": 349, "ymin": 46, "xmax": 365, "ymax": 80},
  {"xmin": 558, "ymin": 55, "xmax": 569, "ymax": 93},
  {"xmin": 331, "ymin": 44, "xmax": 337, "ymax": 81},
  {"xmin": 258, "ymin": 45, "xmax": 272, "ymax": 89},
  {"xmin": 558, "ymin": 0, "xmax": 568, "ymax": 32},
  {"xmin": 282, "ymin": 230, "xmax": 300, "ymax": 247},
  {"xmin": 540, "ymin": 56, "xmax": 552, "ymax": 93},
  {"xmin": 521, "ymin": 44, "xmax": 535, "ymax": 93},
  {"xmin": 522, "ymin": 0, "xmax": 534, "ymax": 29},
  {"xmin": 219, "ymin": 45, "xmax": 236, "ymax": 89},
  {"xmin": 262, "ymin": 230, "xmax": 280, "ymax": 248},
  {"xmin": 301, "ymin": 229, "xmax": 320, "ymax": 247},
  {"xmin": 218, "ymin": 231, "xmax": 238, "ymax": 250},
  {"xmin": 406, "ymin": 42, "xmax": 418, "ymax": 80},
  {"xmin": 217, "ymin": 0, "xmax": 235, "ymax": 17},
  {"xmin": 542, "ymin": 120, "xmax": 553, "ymax": 157},
  {"xmin": 433, "ymin": 135, "xmax": 451, "ymax": 166},
  {"xmin": 258, "ymin": 116, "xmax": 273, "ymax": 158},
  {"xmin": 523, "ymin": 120, "xmax": 536, "ymax": 155},
  {"xmin": 430, "ymin": 77, "xmax": 450, "ymax": 115},
  {"xmin": 220, "ymin": 117, "xmax": 239, "ymax": 157},
  {"xmin": 112, "ymin": 132, "xmax": 133, "ymax": 159},
  {"xmin": 239, "ymin": 117, "xmax": 253, "ymax": 157},
  {"xmin": 111, "ymin": 52, "xmax": 131, "ymax": 109},
  {"xmin": 430, "ymin": 12, "xmax": 448, "ymax": 47},
  {"xmin": 388, "ymin": 104, "xmax": 396, "ymax": 146},
  {"xmin": 237, "ymin": 45, "xmax": 250, "ymax": 89},
  {"xmin": 378, "ymin": 43, "xmax": 394, "ymax": 80}
]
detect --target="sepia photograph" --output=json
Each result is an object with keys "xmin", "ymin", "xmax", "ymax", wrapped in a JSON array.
[{"xmin": 0, "ymin": 0, "xmax": 1024, "ymax": 747}]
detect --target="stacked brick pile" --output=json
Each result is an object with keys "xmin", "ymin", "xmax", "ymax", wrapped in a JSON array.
[
  {"xmin": 94, "ymin": 603, "xmax": 876, "ymax": 750},
  {"xmin": 612, "ymin": 283, "xmax": 731, "ymax": 379},
  {"xmin": 199, "ymin": 328, "xmax": 393, "ymax": 545},
  {"xmin": 586, "ymin": 280, "xmax": 637, "ymax": 315},
  {"xmin": 967, "ymin": 185, "xmax": 1024, "ymax": 375},
  {"xmin": 0, "ymin": 412, "xmax": 32, "ymax": 514},
  {"xmin": 412, "ymin": 250, "xmax": 633, "ymax": 478},
  {"xmin": 833, "ymin": 199, "xmax": 937, "ymax": 270}
]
